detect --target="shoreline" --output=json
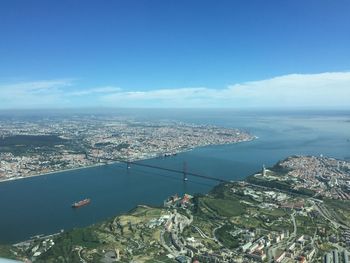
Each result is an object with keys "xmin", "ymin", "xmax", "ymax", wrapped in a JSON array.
[
  {"xmin": 0, "ymin": 162, "xmax": 110, "ymax": 184},
  {"xmin": 0, "ymin": 137, "xmax": 256, "ymax": 185}
]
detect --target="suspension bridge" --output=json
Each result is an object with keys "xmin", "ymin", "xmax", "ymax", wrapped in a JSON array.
[{"xmin": 120, "ymin": 160, "xmax": 228, "ymax": 183}]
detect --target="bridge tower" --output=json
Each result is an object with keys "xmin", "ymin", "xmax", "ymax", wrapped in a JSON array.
[{"xmin": 183, "ymin": 161, "xmax": 188, "ymax": 181}]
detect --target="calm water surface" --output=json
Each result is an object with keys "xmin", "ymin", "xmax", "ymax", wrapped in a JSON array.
[{"xmin": 0, "ymin": 111, "xmax": 349, "ymax": 243}]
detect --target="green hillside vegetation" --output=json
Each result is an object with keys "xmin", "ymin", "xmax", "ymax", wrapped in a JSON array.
[
  {"xmin": 246, "ymin": 174, "xmax": 316, "ymax": 197},
  {"xmin": 35, "ymin": 227, "xmax": 100, "ymax": 262},
  {"xmin": 0, "ymin": 135, "xmax": 68, "ymax": 155},
  {"xmin": 324, "ymin": 199, "xmax": 350, "ymax": 227},
  {"xmin": 0, "ymin": 245, "xmax": 18, "ymax": 260}
]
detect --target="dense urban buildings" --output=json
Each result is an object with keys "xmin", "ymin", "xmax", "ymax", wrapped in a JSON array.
[{"xmin": 0, "ymin": 115, "xmax": 254, "ymax": 182}]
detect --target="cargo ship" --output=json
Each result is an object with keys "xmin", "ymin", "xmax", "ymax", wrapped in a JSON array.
[{"xmin": 72, "ymin": 198, "xmax": 91, "ymax": 208}]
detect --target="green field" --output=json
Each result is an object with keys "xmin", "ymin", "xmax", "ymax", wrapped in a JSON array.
[{"xmin": 201, "ymin": 196, "xmax": 246, "ymax": 217}]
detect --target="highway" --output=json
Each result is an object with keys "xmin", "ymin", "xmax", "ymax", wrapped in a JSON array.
[{"xmin": 314, "ymin": 203, "xmax": 350, "ymax": 230}]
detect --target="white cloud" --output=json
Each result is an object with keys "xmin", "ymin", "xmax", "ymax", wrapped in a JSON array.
[
  {"xmin": 101, "ymin": 72, "xmax": 350, "ymax": 108},
  {"xmin": 0, "ymin": 79, "xmax": 74, "ymax": 108},
  {"xmin": 0, "ymin": 80, "xmax": 120, "ymax": 108},
  {"xmin": 68, "ymin": 86, "xmax": 121, "ymax": 96},
  {"xmin": 0, "ymin": 72, "xmax": 349, "ymax": 109},
  {"xmin": 224, "ymin": 72, "xmax": 350, "ymax": 107}
]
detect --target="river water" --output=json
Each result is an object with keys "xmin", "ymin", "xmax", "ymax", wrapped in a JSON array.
[{"xmin": 0, "ymin": 110, "xmax": 349, "ymax": 243}]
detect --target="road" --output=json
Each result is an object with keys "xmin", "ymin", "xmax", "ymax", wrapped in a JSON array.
[
  {"xmin": 291, "ymin": 212, "xmax": 297, "ymax": 237},
  {"xmin": 315, "ymin": 203, "xmax": 350, "ymax": 230}
]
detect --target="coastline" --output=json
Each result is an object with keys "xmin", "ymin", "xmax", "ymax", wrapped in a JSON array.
[
  {"xmin": 0, "ymin": 162, "xmax": 110, "ymax": 184},
  {"xmin": 0, "ymin": 137, "xmax": 256, "ymax": 185}
]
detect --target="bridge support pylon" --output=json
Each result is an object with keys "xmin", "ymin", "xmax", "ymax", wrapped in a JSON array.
[{"xmin": 183, "ymin": 161, "xmax": 188, "ymax": 181}]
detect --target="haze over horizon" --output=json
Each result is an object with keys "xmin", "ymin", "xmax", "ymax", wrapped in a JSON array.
[{"xmin": 1, "ymin": 0, "xmax": 350, "ymax": 109}]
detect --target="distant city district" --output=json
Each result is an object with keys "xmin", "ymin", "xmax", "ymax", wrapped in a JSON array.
[
  {"xmin": 0, "ymin": 115, "xmax": 254, "ymax": 181},
  {"xmin": 260, "ymin": 155, "xmax": 350, "ymax": 200}
]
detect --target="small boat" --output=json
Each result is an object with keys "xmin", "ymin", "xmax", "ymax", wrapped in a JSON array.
[{"xmin": 72, "ymin": 198, "xmax": 91, "ymax": 208}]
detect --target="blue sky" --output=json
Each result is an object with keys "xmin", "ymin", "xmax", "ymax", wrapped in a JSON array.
[{"xmin": 0, "ymin": 0, "xmax": 350, "ymax": 109}]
